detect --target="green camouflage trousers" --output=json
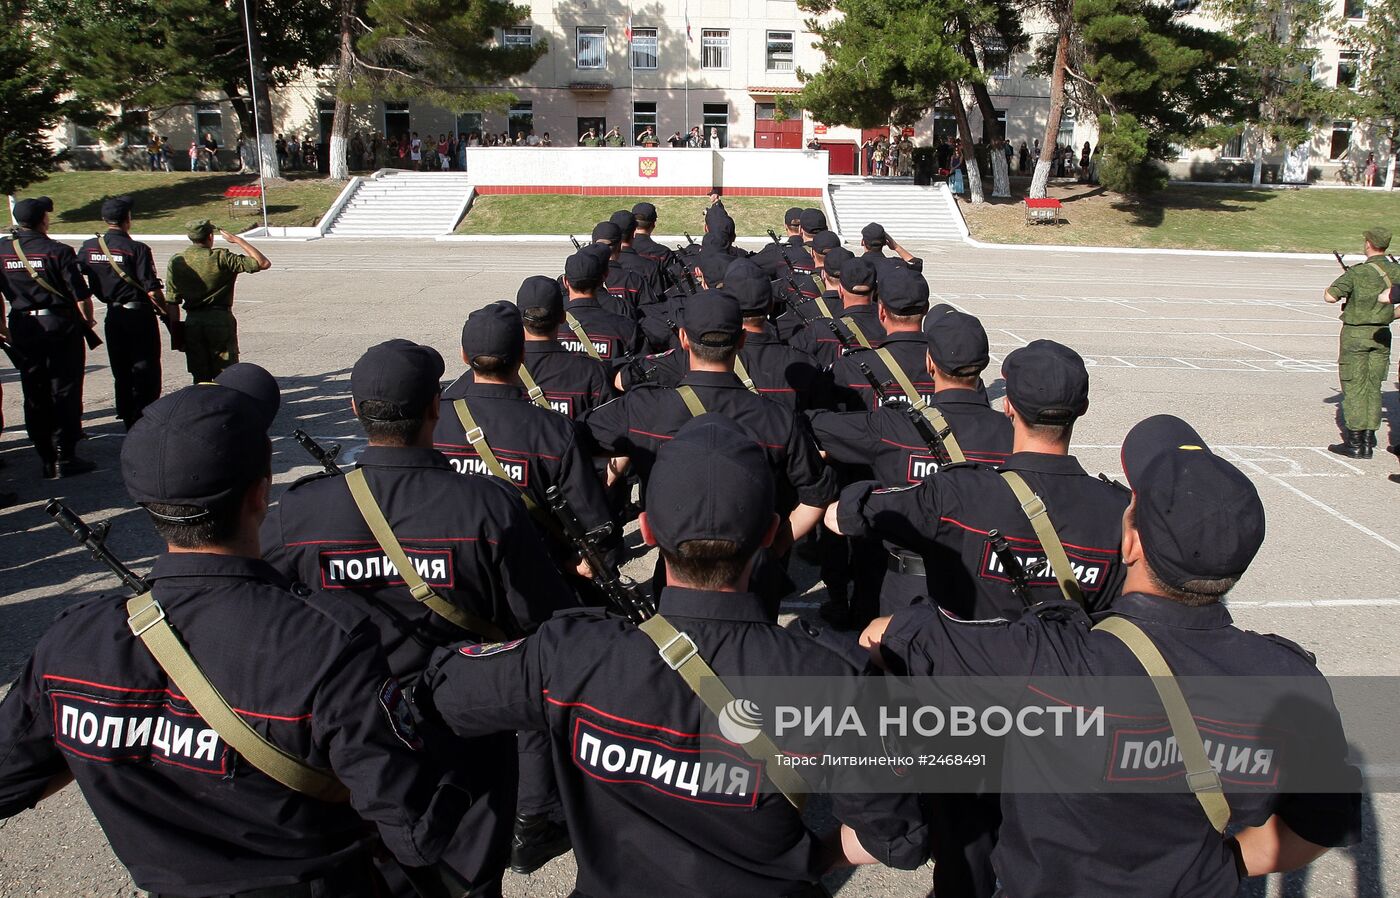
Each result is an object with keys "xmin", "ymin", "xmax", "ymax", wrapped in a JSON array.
[
  {"xmin": 184, "ymin": 308, "xmax": 240, "ymax": 383},
  {"xmin": 1338, "ymin": 324, "xmax": 1392, "ymax": 431}
]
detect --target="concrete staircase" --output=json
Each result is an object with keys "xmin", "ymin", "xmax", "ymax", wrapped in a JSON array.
[
  {"xmin": 827, "ymin": 176, "xmax": 964, "ymax": 243},
  {"xmin": 324, "ymin": 171, "xmax": 473, "ymax": 237}
]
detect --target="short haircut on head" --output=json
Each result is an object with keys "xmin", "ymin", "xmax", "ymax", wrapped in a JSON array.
[
  {"xmin": 356, "ymin": 397, "xmax": 428, "ymax": 446},
  {"xmin": 884, "ymin": 310, "xmax": 924, "ymax": 328},
  {"xmin": 142, "ymin": 457, "xmax": 264, "ymax": 548},
  {"xmin": 567, "ymin": 271, "xmax": 603, "ymax": 293},
  {"xmin": 1129, "ymin": 507, "xmax": 1238, "ymax": 606},
  {"xmin": 689, "ymin": 338, "xmax": 738, "ymax": 365},
  {"xmin": 522, "ymin": 307, "xmax": 562, "ymax": 335},
  {"xmin": 1024, "ymin": 419, "xmax": 1074, "ymax": 444},
  {"xmin": 469, "ymin": 354, "xmax": 515, "ymax": 378},
  {"xmin": 660, "ymin": 538, "xmax": 748, "ymax": 590}
]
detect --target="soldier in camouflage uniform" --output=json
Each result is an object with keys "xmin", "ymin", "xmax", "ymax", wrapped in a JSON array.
[
  {"xmin": 165, "ymin": 220, "xmax": 270, "ymax": 382},
  {"xmin": 1325, "ymin": 227, "xmax": 1398, "ymax": 459}
]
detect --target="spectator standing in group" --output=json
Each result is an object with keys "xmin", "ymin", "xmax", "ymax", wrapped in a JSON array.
[
  {"xmin": 146, "ymin": 135, "xmax": 162, "ymax": 171},
  {"xmin": 899, "ymin": 135, "xmax": 915, "ymax": 176},
  {"xmin": 603, "ymin": 126, "xmax": 624, "ymax": 147},
  {"xmin": 949, "ymin": 140, "xmax": 965, "ymax": 195},
  {"xmin": 436, "ymin": 133, "xmax": 450, "ymax": 170},
  {"xmin": 669, "ymin": 131, "xmax": 686, "ymax": 148},
  {"xmin": 275, "ymin": 134, "xmax": 288, "ymax": 169},
  {"xmin": 806, "ymin": 136, "xmax": 820, "ymax": 151},
  {"xmin": 687, "ymin": 126, "xmax": 702, "ymax": 147},
  {"xmin": 638, "ymin": 127, "xmax": 659, "ymax": 148},
  {"xmin": 1079, "ymin": 141, "xmax": 1092, "ymax": 182},
  {"xmin": 707, "ymin": 127, "xmax": 721, "ymax": 148},
  {"xmin": 301, "ymin": 135, "xmax": 317, "ymax": 171},
  {"xmin": 540, "ymin": 132, "xmax": 552, "ymax": 147},
  {"xmin": 188, "ymin": 140, "xmax": 200, "ymax": 172},
  {"xmin": 160, "ymin": 137, "xmax": 173, "ymax": 171},
  {"xmin": 201, "ymin": 132, "xmax": 220, "ymax": 171},
  {"xmin": 1018, "ymin": 140, "xmax": 1030, "ymax": 173},
  {"xmin": 1003, "ymin": 138, "xmax": 1015, "ymax": 175},
  {"xmin": 579, "ymin": 128, "xmax": 599, "ymax": 147},
  {"xmin": 1364, "ymin": 153, "xmax": 1378, "ymax": 187},
  {"xmin": 873, "ymin": 139, "xmax": 888, "ymax": 177},
  {"xmin": 410, "ymin": 131, "xmax": 422, "ymax": 169}
]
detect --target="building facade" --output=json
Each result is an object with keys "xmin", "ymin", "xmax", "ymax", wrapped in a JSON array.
[{"xmin": 53, "ymin": 0, "xmax": 1390, "ymax": 183}]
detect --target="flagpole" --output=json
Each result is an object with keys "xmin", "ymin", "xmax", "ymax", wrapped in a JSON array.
[
  {"xmin": 629, "ymin": 2, "xmax": 636, "ymax": 146},
  {"xmin": 684, "ymin": 2, "xmax": 691, "ymax": 138}
]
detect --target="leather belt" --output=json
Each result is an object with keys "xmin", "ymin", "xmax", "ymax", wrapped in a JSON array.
[
  {"xmin": 19, "ymin": 309, "xmax": 63, "ymax": 317},
  {"xmin": 108, "ymin": 301, "xmax": 148, "ymax": 310},
  {"xmin": 887, "ymin": 551, "xmax": 926, "ymax": 577}
]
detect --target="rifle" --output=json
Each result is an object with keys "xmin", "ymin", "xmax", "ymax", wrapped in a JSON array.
[
  {"xmin": 986, "ymin": 528, "xmax": 1033, "ymax": 608},
  {"xmin": 765, "ymin": 228, "xmax": 822, "ymax": 301},
  {"xmin": 292, "ymin": 429, "xmax": 343, "ymax": 476},
  {"xmin": 684, "ymin": 232, "xmax": 696, "ymax": 247},
  {"xmin": 570, "ymin": 235, "xmax": 582, "ymax": 250},
  {"xmin": 667, "ymin": 250, "xmax": 699, "ymax": 295},
  {"xmin": 544, "ymin": 485, "xmax": 655, "ymax": 623},
  {"xmin": 850, "ymin": 355, "xmax": 956, "ymax": 464},
  {"xmin": 1333, "ymin": 251, "xmax": 1350, "ymax": 271},
  {"xmin": 45, "ymin": 499, "xmax": 149, "ymax": 595}
]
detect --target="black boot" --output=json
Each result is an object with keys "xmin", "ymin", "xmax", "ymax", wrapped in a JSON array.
[
  {"xmin": 54, "ymin": 453, "xmax": 97, "ymax": 478},
  {"xmin": 1361, "ymin": 431, "xmax": 1377, "ymax": 459},
  {"xmin": 509, "ymin": 813, "xmax": 571, "ymax": 875},
  {"xmin": 1328, "ymin": 430, "xmax": 1366, "ymax": 458}
]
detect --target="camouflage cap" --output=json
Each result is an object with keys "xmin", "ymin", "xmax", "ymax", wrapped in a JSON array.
[
  {"xmin": 187, "ymin": 219, "xmax": 215, "ymax": 242},
  {"xmin": 1364, "ymin": 227, "xmax": 1391, "ymax": 251}
]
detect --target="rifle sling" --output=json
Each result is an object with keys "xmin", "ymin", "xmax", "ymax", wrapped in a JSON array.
[
  {"xmin": 96, "ymin": 235, "xmax": 172, "ymax": 319},
  {"xmin": 344, "ymin": 468, "xmax": 507, "ymax": 641},
  {"xmin": 1093, "ymin": 616, "xmax": 1231, "ymax": 834},
  {"xmin": 872, "ymin": 347, "xmax": 965, "ymax": 463},
  {"xmin": 733, "ymin": 357, "xmax": 759, "ymax": 394},
  {"xmin": 676, "ymin": 385, "xmax": 707, "ymax": 417},
  {"xmin": 564, "ymin": 312, "xmax": 603, "ymax": 362},
  {"xmin": 451, "ymin": 400, "xmax": 539, "ymax": 513},
  {"xmin": 843, "ymin": 317, "xmax": 875, "ymax": 350},
  {"xmin": 998, "ymin": 471, "xmax": 1086, "ymax": 607},
  {"xmin": 518, "ymin": 363, "xmax": 552, "ymax": 410},
  {"xmin": 638, "ymin": 613, "xmax": 807, "ymax": 811},
  {"xmin": 11, "ymin": 238, "xmax": 70, "ymax": 302},
  {"xmin": 124, "ymin": 594, "xmax": 350, "ymax": 802}
]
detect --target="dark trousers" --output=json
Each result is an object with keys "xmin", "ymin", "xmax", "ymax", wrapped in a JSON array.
[
  {"xmin": 105, "ymin": 307, "xmax": 162, "ymax": 428},
  {"xmin": 516, "ymin": 728, "xmax": 561, "ymax": 820},
  {"xmin": 9, "ymin": 314, "xmax": 85, "ymax": 462},
  {"xmin": 927, "ymin": 792, "xmax": 1002, "ymax": 898}
]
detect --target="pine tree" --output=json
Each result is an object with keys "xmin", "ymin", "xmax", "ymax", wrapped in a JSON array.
[
  {"xmin": 0, "ymin": 17, "xmax": 69, "ymax": 196},
  {"xmin": 1205, "ymin": 0, "xmax": 1338, "ymax": 185},
  {"xmin": 1340, "ymin": 0, "xmax": 1400, "ymax": 189}
]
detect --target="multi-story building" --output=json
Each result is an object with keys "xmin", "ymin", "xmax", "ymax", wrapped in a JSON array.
[{"xmin": 53, "ymin": 0, "xmax": 1388, "ymax": 182}]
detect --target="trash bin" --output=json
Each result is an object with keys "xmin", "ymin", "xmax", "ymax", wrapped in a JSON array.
[{"xmin": 913, "ymin": 147, "xmax": 936, "ymax": 186}]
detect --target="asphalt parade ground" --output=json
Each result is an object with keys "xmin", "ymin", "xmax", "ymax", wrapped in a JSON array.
[{"xmin": 1, "ymin": 238, "xmax": 1397, "ymax": 896}]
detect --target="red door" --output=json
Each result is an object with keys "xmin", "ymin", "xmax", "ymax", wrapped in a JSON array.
[{"xmin": 819, "ymin": 142, "xmax": 856, "ymax": 175}]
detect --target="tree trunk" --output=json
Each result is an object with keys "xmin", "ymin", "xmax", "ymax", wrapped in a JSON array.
[
  {"xmin": 236, "ymin": 0, "xmax": 282, "ymax": 179},
  {"xmin": 328, "ymin": 0, "xmax": 354, "ymax": 181},
  {"xmin": 1251, "ymin": 132, "xmax": 1264, "ymax": 186},
  {"xmin": 992, "ymin": 148, "xmax": 1011, "ymax": 197},
  {"xmin": 1031, "ymin": 20, "xmax": 1071, "ymax": 199},
  {"xmin": 948, "ymin": 83, "xmax": 984, "ymax": 205}
]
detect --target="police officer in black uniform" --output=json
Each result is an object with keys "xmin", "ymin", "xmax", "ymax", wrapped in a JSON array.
[
  {"xmin": 1, "ymin": 196, "xmax": 97, "ymax": 477},
  {"xmin": 798, "ymin": 208, "xmax": 828, "ymax": 247},
  {"xmin": 511, "ymin": 276, "xmax": 616, "ymax": 419},
  {"xmin": 828, "ymin": 267, "xmax": 934, "ymax": 410},
  {"xmin": 609, "ymin": 209, "xmax": 665, "ymax": 295},
  {"xmin": 591, "ymin": 221, "xmax": 658, "ymax": 316},
  {"xmin": 861, "ymin": 413, "xmax": 1362, "ymax": 897},
  {"xmin": 858, "ymin": 222, "xmax": 924, "ymax": 275},
  {"xmin": 628, "ymin": 202, "xmax": 680, "ymax": 282},
  {"xmin": 561, "ymin": 249, "xmax": 646, "ymax": 368},
  {"xmin": 830, "ymin": 339, "xmax": 1127, "ymax": 617},
  {"xmin": 580, "ymin": 290, "xmax": 838, "ymax": 564},
  {"xmin": 423, "ymin": 415, "xmax": 930, "ymax": 897},
  {"xmin": 79, "ymin": 196, "xmax": 177, "ymax": 430},
  {"xmin": 0, "ymin": 381, "xmax": 479, "ymax": 896},
  {"xmin": 262, "ymin": 339, "xmax": 576, "ymax": 890},
  {"xmin": 791, "ymin": 255, "xmax": 887, "ymax": 368},
  {"xmin": 773, "ymin": 245, "xmax": 850, "ymax": 346}
]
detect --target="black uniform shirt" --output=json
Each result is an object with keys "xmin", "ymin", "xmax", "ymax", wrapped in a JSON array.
[
  {"xmin": 631, "ymin": 232, "xmax": 677, "ymax": 271},
  {"xmin": 435, "ymin": 379, "xmax": 613, "ymax": 534},
  {"xmin": 0, "ymin": 553, "xmax": 470, "ymax": 894},
  {"xmin": 810, "ymin": 388, "xmax": 1013, "ymax": 485},
  {"xmin": 790, "ymin": 302, "xmax": 887, "ymax": 369},
  {"xmin": 620, "ymin": 326, "xmax": 829, "ymax": 412},
  {"xmin": 605, "ymin": 259, "xmax": 657, "ymax": 315},
  {"xmin": 579, "ymin": 369, "xmax": 838, "ymax": 513},
  {"xmin": 78, "ymin": 229, "xmax": 161, "ymax": 306},
  {"xmin": 457, "ymin": 342, "xmax": 615, "ymax": 420},
  {"xmin": 861, "ymin": 248, "xmax": 923, "ymax": 275},
  {"xmin": 617, "ymin": 246, "xmax": 665, "ymax": 296},
  {"xmin": 838, "ymin": 451, "xmax": 1129, "ymax": 619},
  {"xmin": 261, "ymin": 446, "xmax": 575, "ymax": 676},
  {"xmin": 424, "ymin": 587, "xmax": 930, "ymax": 897},
  {"xmin": 879, "ymin": 592, "xmax": 1362, "ymax": 897},
  {"xmin": 830, "ymin": 330, "xmax": 934, "ymax": 411},
  {"xmin": 563, "ymin": 295, "xmax": 646, "ymax": 367},
  {"xmin": 1, "ymin": 228, "xmax": 91, "ymax": 313}
]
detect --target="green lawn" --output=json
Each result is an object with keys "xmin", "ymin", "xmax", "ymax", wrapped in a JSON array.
[
  {"xmin": 457, "ymin": 195, "xmax": 813, "ymax": 237},
  {"xmin": 960, "ymin": 182, "xmax": 1400, "ymax": 253},
  {"xmin": 8, "ymin": 171, "xmax": 346, "ymax": 234}
]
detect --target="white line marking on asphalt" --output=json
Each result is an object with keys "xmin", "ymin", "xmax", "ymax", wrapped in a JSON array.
[
  {"xmin": 1229, "ymin": 598, "xmax": 1400, "ymax": 607},
  {"xmin": 1266, "ymin": 475, "xmax": 1400, "ymax": 555}
]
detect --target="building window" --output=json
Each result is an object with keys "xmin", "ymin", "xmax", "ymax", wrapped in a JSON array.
[
  {"xmin": 577, "ymin": 26, "xmax": 605, "ymax": 69},
  {"xmin": 630, "ymin": 26, "xmax": 657, "ymax": 69},
  {"xmin": 508, "ymin": 102, "xmax": 534, "ymax": 138},
  {"xmin": 766, "ymin": 31, "xmax": 795, "ymax": 73},
  {"xmin": 317, "ymin": 99, "xmax": 335, "ymax": 143},
  {"xmin": 457, "ymin": 112, "xmax": 482, "ymax": 139},
  {"xmin": 384, "ymin": 102, "xmax": 410, "ymax": 137},
  {"xmin": 1222, "ymin": 132, "xmax": 1244, "ymax": 159},
  {"xmin": 1344, "ymin": 0, "xmax": 1365, "ymax": 18},
  {"xmin": 983, "ymin": 40, "xmax": 1010, "ymax": 77},
  {"xmin": 1337, "ymin": 51, "xmax": 1360, "ymax": 89},
  {"xmin": 1330, "ymin": 120, "xmax": 1352, "ymax": 160},
  {"xmin": 634, "ymin": 101, "xmax": 657, "ymax": 142},
  {"xmin": 933, "ymin": 108, "xmax": 957, "ymax": 140},
  {"xmin": 504, "ymin": 26, "xmax": 533, "ymax": 48},
  {"xmin": 702, "ymin": 29, "xmax": 730, "ymax": 69},
  {"xmin": 73, "ymin": 123, "xmax": 101, "ymax": 147},
  {"xmin": 755, "ymin": 103, "xmax": 777, "ymax": 120},
  {"xmin": 122, "ymin": 110, "xmax": 151, "ymax": 147},
  {"xmin": 195, "ymin": 104, "xmax": 223, "ymax": 145},
  {"xmin": 703, "ymin": 102, "xmax": 728, "ymax": 147},
  {"xmin": 1055, "ymin": 107, "xmax": 1075, "ymax": 148}
]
